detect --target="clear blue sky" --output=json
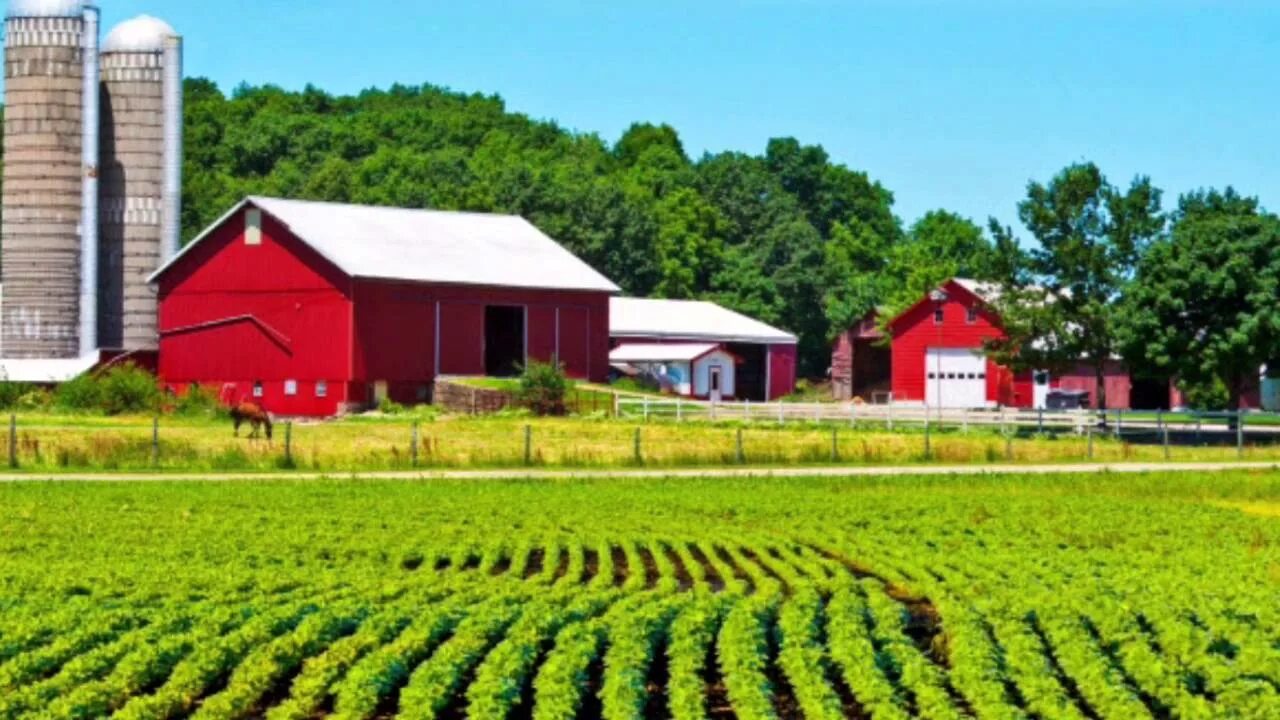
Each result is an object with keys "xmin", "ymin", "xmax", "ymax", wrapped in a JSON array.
[{"xmin": 94, "ymin": 0, "xmax": 1279, "ymax": 230}]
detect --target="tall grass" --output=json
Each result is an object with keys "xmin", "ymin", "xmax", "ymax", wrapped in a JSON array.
[{"xmin": 0, "ymin": 413, "xmax": 1275, "ymax": 473}]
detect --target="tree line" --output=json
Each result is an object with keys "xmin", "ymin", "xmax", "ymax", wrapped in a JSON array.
[{"xmin": 0, "ymin": 78, "xmax": 1247, "ymax": 407}]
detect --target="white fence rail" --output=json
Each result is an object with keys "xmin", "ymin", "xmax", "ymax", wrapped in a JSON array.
[{"xmin": 614, "ymin": 397, "xmax": 1280, "ymax": 437}]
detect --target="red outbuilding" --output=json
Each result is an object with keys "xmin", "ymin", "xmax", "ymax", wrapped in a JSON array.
[{"xmin": 149, "ymin": 197, "xmax": 619, "ymax": 416}]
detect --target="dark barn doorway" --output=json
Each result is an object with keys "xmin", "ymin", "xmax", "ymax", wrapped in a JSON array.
[
  {"xmin": 485, "ymin": 306, "xmax": 525, "ymax": 377},
  {"xmin": 727, "ymin": 343, "xmax": 767, "ymax": 401},
  {"xmin": 1130, "ymin": 376, "xmax": 1171, "ymax": 411}
]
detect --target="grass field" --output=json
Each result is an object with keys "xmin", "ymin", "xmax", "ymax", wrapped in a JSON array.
[
  {"xmin": 1, "ymin": 470, "xmax": 1278, "ymax": 718},
  {"xmin": 1, "ymin": 412, "xmax": 1278, "ymax": 474}
]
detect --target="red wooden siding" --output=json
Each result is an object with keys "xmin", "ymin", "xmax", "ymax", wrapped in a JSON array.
[
  {"xmin": 156, "ymin": 208, "xmax": 355, "ymax": 416},
  {"xmin": 157, "ymin": 202, "xmax": 613, "ymax": 417},
  {"xmin": 767, "ymin": 344, "xmax": 797, "ymax": 401},
  {"xmin": 889, "ymin": 280, "xmax": 1010, "ymax": 405}
]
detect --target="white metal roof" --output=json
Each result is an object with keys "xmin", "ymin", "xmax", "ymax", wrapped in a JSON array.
[
  {"xmin": 0, "ymin": 354, "xmax": 97, "ymax": 383},
  {"xmin": 610, "ymin": 343, "xmax": 722, "ymax": 364},
  {"xmin": 103, "ymin": 15, "xmax": 177, "ymax": 53},
  {"xmin": 610, "ymin": 298, "xmax": 797, "ymax": 345},
  {"xmin": 149, "ymin": 197, "xmax": 621, "ymax": 294}
]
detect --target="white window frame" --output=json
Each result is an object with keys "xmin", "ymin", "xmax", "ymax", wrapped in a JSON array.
[
  {"xmin": 316, "ymin": 380, "xmax": 328, "ymax": 398},
  {"xmin": 284, "ymin": 380, "xmax": 298, "ymax": 396}
]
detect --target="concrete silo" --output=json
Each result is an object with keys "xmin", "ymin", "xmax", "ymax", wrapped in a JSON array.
[
  {"xmin": 98, "ymin": 15, "xmax": 181, "ymax": 351},
  {"xmin": 1, "ymin": 0, "xmax": 99, "ymax": 359}
]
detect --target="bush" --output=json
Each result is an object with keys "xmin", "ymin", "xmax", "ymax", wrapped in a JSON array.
[
  {"xmin": 174, "ymin": 384, "xmax": 224, "ymax": 418},
  {"xmin": 379, "ymin": 397, "xmax": 407, "ymax": 415},
  {"xmin": 97, "ymin": 363, "xmax": 161, "ymax": 415},
  {"xmin": 0, "ymin": 382, "xmax": 37, "ymax": 410},
  {"xmin": 1182, "ymin": 377, "xmax": 1230, "ymax": 411},
  {"xmin": 516, "ymin": 361, "xmax": 569, "ymax": 416},
  {"xmin": 55, "ymin": 373, "xmax": 104, "ymax": 411}
]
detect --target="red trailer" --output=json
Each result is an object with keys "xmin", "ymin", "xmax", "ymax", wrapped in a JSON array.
[{"xmin": 150, "ymin": 197, "xmax": 618, "ymax": 416}]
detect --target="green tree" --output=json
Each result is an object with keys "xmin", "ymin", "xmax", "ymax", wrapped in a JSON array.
[
  {"xmin": 1117, "ymin": 189, "xmax": 1280, "ymax": 410},
  {"xmin": 883, "ymin": 210, "xmax": 995, "ymax": 316},
  {"xmin": 652, "ymin": 189, "xmax": 726, "ymax": 298},
  {"xmin": 987, "ymin": 163, "xmax": 1164, "ymax": 409}
]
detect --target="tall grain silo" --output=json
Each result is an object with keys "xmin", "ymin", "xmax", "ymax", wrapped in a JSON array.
[
  {"xmin": 2, "ymin": 0, "xmax": 99, "ymax": 359},
  {"xmin": 98, "ymin": 15, "xmax": 182, "ymax": 351}
]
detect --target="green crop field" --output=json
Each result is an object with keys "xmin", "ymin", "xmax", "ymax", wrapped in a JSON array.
[{"xmin": 1, "ymin": 471, "xmax": 1278, "ymax": 719}]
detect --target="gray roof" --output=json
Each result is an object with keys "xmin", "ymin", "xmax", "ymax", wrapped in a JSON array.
[
  {"xmin": 610, "ymin": 297, "xmax": 797, "ymax": 345},
  {"xmin": 151, "ymin": 197, "xmax": 620, "ymax": 294}
]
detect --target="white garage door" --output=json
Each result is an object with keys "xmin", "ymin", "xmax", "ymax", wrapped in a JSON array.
[{"xmin": 925, "ymin": 349, "xmax": 988, "ymax": 408}]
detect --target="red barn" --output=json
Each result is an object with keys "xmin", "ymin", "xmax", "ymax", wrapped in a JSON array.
[
  {"xmin": 150, "ymin": 197, "xmax": 619, "ymax": 416},
  {"xmin": 883, "ymin": 278, "xmax": 1169, "ymax": 410}
]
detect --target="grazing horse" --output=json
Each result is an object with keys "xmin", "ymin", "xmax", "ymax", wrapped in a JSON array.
[{"xmin": 231, "ymin": 402, "xmax": 274, "ymax": 441}]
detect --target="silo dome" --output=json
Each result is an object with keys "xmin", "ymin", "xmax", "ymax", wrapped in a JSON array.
[
  {"xmin": 5, "ymin": 0, "xmax": 84, "ymax": 18},
  {"xmin": 103, "ymin": 15, "xmax": 176, "ymax": 53}
]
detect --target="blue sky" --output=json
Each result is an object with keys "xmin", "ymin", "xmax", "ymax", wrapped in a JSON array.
[{"xmin": 87, "ymin": 0, "xmax": 1280, "ymax": 230}]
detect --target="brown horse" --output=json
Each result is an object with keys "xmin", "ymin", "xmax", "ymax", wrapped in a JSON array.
[{"xmin": 231, "ymin": 401, "xmax": 274, "ymax": 441}]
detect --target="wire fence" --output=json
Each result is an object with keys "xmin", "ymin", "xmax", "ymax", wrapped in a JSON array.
[{"xmin": 2, "ymin": 407, "xmax": 1280, "ymax": 474}]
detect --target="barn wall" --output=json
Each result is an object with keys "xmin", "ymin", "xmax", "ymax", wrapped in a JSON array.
[
  {"xmin": 156, "ymin": 208, "xmax": 354, "ymax": 416},
  {"xmin": 889, "ymin": 281, "xmax": 1006, "ymax": 405},
  {"xmin": 350, "ymin": 281, "xmax": 610, "ymax": 405},
  {"xmin": 767, "ymin": 344, "xmax": 797, "ymax": 401},
  {"xmin": 1055, "ymin": 361, "xmax": 1132, "ymax": 410}
]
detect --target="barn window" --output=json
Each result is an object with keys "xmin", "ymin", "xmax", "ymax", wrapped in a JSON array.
[
  {"xmin": 967, "ymin": 308, "xmax": 978, "ymax": 324},
  {"xmin": 316, "ymin": 381, "xmax": 328, "ymax": 398},
  {"xmin": 252, "ymin": 381, "xmax": 264, "ymax": 398},
  {"xmin": 245, "ymin": 208, "xmax": 263, "ymax": 246},
  {"xmin": 934, "ymin": 308, "xmax": 944, "ymax": 325},
  {"xmin": 284, "ymin": 380, "xmax": 298, "ymax": 396}
]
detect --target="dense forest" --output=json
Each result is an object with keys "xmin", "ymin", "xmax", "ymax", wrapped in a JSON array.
[{"xmin": 180, "ymin": 80, "xmax": 999, "ymax": 376}]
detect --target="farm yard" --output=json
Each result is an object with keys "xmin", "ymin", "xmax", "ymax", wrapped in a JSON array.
[{"xmin": 1, "ymin": 471, "xmax": 1278, "ymax": 719}]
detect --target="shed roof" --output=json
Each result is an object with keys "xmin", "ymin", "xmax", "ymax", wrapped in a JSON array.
[
  {"xmin": 610, "ymin": 298, "xmax": 797, "ymax": 344},
  {"xmin": 610, "ymin": 343, "xmax": 724, "ymax": 364},
  {"xmin": 150, "ymin": 197, "xmax": 621, "ymax": 294}
]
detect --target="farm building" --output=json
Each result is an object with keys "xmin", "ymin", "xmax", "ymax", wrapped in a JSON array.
[
  {"xmin": 150, "ymin": 197, "xmax": 619, "ymax": 416},
  {"xmin": 609, "ymin": 298, "xmax": 797, "ymax": 401},
  {"xmin": 843, "ymin": 278, "xmax": 1186, "ymax": 410},
  {"xmin": 609, "ymin": 343, "xmax": 740, "ymax": 401}
]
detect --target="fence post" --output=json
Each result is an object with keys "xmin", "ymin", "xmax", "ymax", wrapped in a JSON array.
[
  {"xmin": 411, "ymin": 421, "xmax": 420, "ymax": 468},
  {"xmin": 676, "ymin": 398, "xmax": 683, "ymax": 423},
  {"xmin": 613, "ymin": 392, "xmax": 620, "ymax": 419},
  {"xmin": 777, "ymin": 401, "xmax": 784, "ymax": 425},
  {"xmin": 887, "ymin": 403, "xmax": 894, "ymax": 432},
  {"xmin": 1005, "ymin": 423, "xmax": 1013, "ymax": 462},
  {"xmin": 744, "ymin": 400, "xmax": 751, "ymax": 422},
  {"xmin": 1115, "ymin": 409, "xmax": 1123, "ymax": 439},
  {"xmin": 1037, "ymin": 408, "xmax": 1044, "ymax": 435},
  {"xmin": 284, "ymin": 422, "xmax": 293, "ymax": 466},
  {"xmin": 736, "ymin": 428, "xmax": 745, "ymax": 465},
  {"xmin": 711, "ymin": 401, "xmax": 718, "ymax": 422},
  {"xmin": 1163, "ymin": 420, "xmax": 1171, "ymax": 461},
  {"xmin": 8, "ymin": 414, "xmax": 15, "ymax": 469},
  {"xmin": 850, "ymin": 402, "xmax": 857, "ymax": 428},
  {"xmin": 1237, "ymin": 411, "xmax": 1245, "ymax": 459},
  {"xmin": 151, "ymin": 416, "xmax": 160, "ymax": 468},
  {"xmin": 924, "ymin": 415, "xmax": 932, "ymax": 460},
  {"xmin": 962, "ymin": 408, "xmax": 969, "ymax": 433},
  {"xmin": 643, "ymin": 397, "xmax": 650, "ymax": 423},
  {"xmin": 831, "ymin": 427, "xmax": 839, "ymax": 463},
  {"xmin": 524, "ymin": 425, "xmax": 533, "ymax": 466},
  {"xmin": 1087, "ymin": 422, "xmax": 1094, "ymax": 461},
  {"xmin": 634, "ymin": 427, "xmax": 643, "ymax": 466}
]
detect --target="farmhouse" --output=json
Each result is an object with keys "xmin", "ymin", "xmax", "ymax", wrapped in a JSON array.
[
  {"xmin": 609, "ymin": 343, "xmax": 741, "ymax": 401},
  {"xmin": 609, "ymin": 297, "xmax": 797, "ymax": 401},
  {"xmin": 835, "ymin": 278, "xmax": 1180, "ymax": 410},
  {"xmin": 150, "ymin": 197, "xmax": 619, "ymax": 416}
]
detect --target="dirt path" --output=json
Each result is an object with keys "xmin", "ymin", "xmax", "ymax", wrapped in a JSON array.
[{"xmin": 0, "ymin": 461, "xmax": 1275, "ymax": 483}]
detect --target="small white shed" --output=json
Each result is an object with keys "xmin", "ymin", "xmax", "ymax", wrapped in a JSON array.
[{"xmin": 610, "ymin": 343, "xmax": 740, "ymax": 400}]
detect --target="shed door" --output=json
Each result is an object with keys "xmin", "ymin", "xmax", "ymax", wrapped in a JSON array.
[{"xmin": 925, "ymin": 349, "xmax": 987, "ymax": 408}]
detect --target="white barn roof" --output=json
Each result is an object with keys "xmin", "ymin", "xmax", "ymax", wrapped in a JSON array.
[
  {"xmin": 610, "ymin": 343, "xmax": 722, "ymax": 363},
  {"xmin": 610, "ymin": 298, "xmax": 797, "ymax": 345},
  {"xmin": 150, "ymin": 197, "xmax": 620, "ymax": 294}
]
